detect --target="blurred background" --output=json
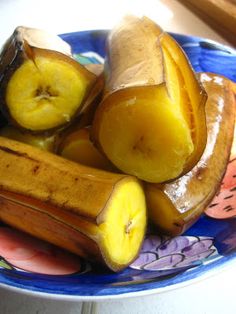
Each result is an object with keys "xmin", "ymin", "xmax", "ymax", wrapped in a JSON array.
[{"xmin": 0, "ymin": 0, "xmax": 234, "ymax": 47}]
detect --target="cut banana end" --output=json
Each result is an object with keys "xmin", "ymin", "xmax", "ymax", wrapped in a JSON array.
[
  {"xmin": 0, "ymin": 26, "xmax": 98, "ymax": 132},
  {"xmin": 5, "ymin": 49, "xmax": 94, "ymax": 131},
  {"xmin": 98, "ymin": 179, "xmax": 146, "ymax": 268},
  {"xmin": 94, "ymin": 86, "xmax": 195, "ymax": 183}
]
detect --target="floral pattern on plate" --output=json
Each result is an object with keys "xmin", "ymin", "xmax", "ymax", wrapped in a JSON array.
[
  {"xmin": 130, "ymin": 235, "xmax": 219, "ymax": 273},
  {"xmin": 0, "ymin": 226, "xmax": 82, "ymax": 275},
  {"xmin": 205, "ymin": 125, "xmax": 236, "ymax": 219}
]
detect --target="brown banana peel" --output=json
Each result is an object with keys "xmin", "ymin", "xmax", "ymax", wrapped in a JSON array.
[
  {"xmin": 146, "ymin": 73, "xmax": 236, "ymax": 236},
  {"xmin": 0, "ymin": 136, "xmax": 146, "ymax": 271}
]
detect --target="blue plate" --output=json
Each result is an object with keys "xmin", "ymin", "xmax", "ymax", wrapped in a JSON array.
[{"xmin": 0, "ymin": 30, "xmax": 235, "ymax": 301}]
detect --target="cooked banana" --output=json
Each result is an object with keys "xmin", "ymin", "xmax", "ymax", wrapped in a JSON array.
[
  {"xmin": 0, "ymin": 136, "xmax": 146, "ymax": 271},
  {"xmin": 0, "ymin": 26, "xmax": 101, "ymax": 133},
  {"xmin": 145, "ymin": 73, "xmax": 236, "ymax": 235},
  {"xmin": 92, "ymin": 16, "xmax": 207, "ymax": 183},
  {"xmin": 58, "ymin": 126, "xmax": 115, "ymax": 171}
]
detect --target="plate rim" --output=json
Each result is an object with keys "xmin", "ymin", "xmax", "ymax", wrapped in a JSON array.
[{"xmin": 0, "ymin": 257, "xmax": 236, "ymax": 301}]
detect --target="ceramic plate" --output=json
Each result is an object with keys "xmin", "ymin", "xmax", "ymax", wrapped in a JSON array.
[{"xmin": 0, "ymin": 30, "xmax": 235, "ymax": 301}]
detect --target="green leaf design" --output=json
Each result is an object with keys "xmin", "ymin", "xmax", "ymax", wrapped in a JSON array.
[
  {"xmin": 0, "ymin": 258, "xmax": 13, "ymax": 270},
  {"xmin": 73, "ymin": 52, "xmax": 103, "ymax": 65},
  {"xmin": 73, "ymin": 54, "xmax": 94, "ymax": 65}
]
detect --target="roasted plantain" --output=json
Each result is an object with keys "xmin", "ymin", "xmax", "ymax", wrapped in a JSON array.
[{"xmin": 145, "ymin": 73, "xmax": 236, "ymax": 235}]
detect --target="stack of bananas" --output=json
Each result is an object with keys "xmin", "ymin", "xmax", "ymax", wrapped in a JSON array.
[{"xmin": 0, "ymin": 16, "xmax": 234, "ymax": 271}]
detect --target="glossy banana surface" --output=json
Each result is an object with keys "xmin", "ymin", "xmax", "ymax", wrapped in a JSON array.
[{"xmin": 146, "ymin": 73, "xmax": 236, "ymax": 235}]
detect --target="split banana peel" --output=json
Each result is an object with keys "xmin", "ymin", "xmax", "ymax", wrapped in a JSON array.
[
  {"xmin": 0, "ymin": 26, "xmax": 102, "ymax": 132},
  {"xmin": 92, "ymin": 16, "xmax": 207, "ymax": 183}
]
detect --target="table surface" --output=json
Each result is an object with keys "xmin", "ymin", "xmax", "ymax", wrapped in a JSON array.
[{"xmin": 0, "ymin": 0, "xmax": 236, "ymax": 313}]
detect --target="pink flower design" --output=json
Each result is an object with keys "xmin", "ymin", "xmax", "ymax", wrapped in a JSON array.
[
  {"xmin": 205, "ymin": 125, "xmax": 236, "ymax": 219},
  {"xmin": 0, "ymin": 226, "xmax": 81, "ymax": 275}
]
